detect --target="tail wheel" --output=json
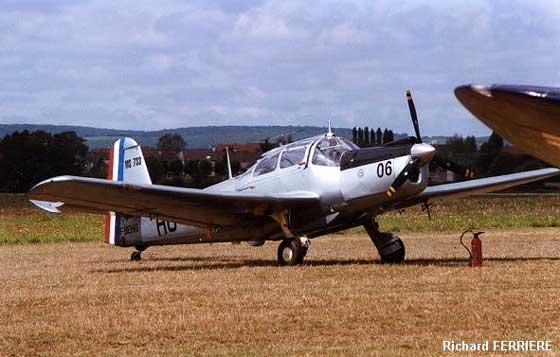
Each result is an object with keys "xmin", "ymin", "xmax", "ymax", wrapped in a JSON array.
[
  {"xmin": 277, "ymin": 238, "xmax": 305, "ymax": 266},
  {"xmin": 131, "ymin": 251, "xmax": 142, "ymax": 261}
]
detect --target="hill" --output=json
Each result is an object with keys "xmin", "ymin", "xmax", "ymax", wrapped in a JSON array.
[{"xmin": 0, "ymin": 124, "xmax": 408, "ymax": 148}]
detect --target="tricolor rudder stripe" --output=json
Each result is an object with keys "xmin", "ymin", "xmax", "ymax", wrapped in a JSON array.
[
  {"xmin": 104, "ymin": 138, "xmax": 126, "ymax": 246},
  {"xmin": 109, "ymin": 137, "xmax": 126, "ymax": 182},
  {"xmin": 105, "ymin": 211, "xmax": 123, "ymax": 246}
]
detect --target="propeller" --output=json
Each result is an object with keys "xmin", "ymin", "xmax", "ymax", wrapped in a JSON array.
[
  {"xmin": 386, "ymin": 90, "xmax": 475, "ymax": 197},
  {"xmin": 386, "ymin": 157, "xmax": 421, "ymax": 197},
  {"xmin": 406, "ymin": 90, "xmax": 422, "ymax": 143}
]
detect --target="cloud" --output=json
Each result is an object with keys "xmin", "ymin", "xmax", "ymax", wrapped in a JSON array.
[{"xmin": 1, "ymin": 0, "xmax": 560, "ymax": 135}]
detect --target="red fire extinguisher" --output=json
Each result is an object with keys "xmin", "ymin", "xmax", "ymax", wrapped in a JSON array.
[{"xmin": 460, "ymin": 230, "xmax": 484, "ymax": 267}]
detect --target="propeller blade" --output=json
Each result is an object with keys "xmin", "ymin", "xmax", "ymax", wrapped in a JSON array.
[
  {"xmin": 433, "ymin": 154, "xmax": 475, "ymax": 178},
  {"xmin": 386, "ymin": 158, "xmax": 421, "ymax": 197},
  {"xmin": 406, "ymin": 90, "xmax": 422, "ymax": 143}
]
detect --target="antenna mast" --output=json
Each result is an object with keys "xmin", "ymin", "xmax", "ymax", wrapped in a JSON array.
[{"xmin": 326, "ymin": 120, "xmax": 334, "ymax": 137}]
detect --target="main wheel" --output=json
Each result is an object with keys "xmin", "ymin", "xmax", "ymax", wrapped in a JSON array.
[
  {"xmin": 379, "ymin": 236, "xmax": 405, "ymax": 263},
  {"xmin": 363, "ymin": 219, "xmax": 406, "ymax": 264},
  {"xmin": 297, "ymin": 245, "xmax": 309, "ymax": 265},
  {"xmin": 277, "ymin": 238, "xmax": 305, "ymax": 266},
  {"xmin": 131, "ymin": 251, "xmax": 142, "ymax": 261}
]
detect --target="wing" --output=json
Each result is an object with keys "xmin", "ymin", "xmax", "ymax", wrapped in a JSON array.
[
  {"xmin": 27, "ymin": 175, "xmax": 320, "ymax": 227},
  {"xmin": 455, "ymin": 84, "xmax": 560, "ymax": 167},
  {"xmin": 393, "ymin": 168, "xmax": 560, "ymax": 209}
]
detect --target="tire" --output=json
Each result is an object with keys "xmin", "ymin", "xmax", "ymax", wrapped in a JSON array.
[
  {"xmin": 297, "ymin": 246, "xmax": 309, "ymax": 265},
  {"xmin": 380, "ymin": 238, "xmax": 405, "ymax": 263},
  {"xmin": 131, "ymin": 251, "xmax": 142, "ymax": 261},
  {"xmin": 277, "ymin": 238, "xmax": 304, "ymax": 266}
]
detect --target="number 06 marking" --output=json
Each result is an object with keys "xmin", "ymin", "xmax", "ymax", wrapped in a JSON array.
[{"xmin": 376, "ymin": 161, "xmax": 392, "ymax": 178}]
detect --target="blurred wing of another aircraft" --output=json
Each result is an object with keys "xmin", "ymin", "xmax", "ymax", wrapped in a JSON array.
[{"xmin": 455, "ymin": 84, "xmax": 560, "ymax": 167}]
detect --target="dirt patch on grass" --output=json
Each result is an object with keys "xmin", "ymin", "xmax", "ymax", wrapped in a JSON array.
[{"xmin": 1, "ymin": 228, "xmax": 559, "ymax": 355}]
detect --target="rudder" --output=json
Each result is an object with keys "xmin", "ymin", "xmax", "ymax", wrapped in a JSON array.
[{"xmin": 105, "ymin": 137, "xmax": 150, "ymax": 246}]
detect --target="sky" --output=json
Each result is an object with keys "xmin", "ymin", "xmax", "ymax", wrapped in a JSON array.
[{"xmin": 1, "ymin": 0, "xmax": 560, "ymax": 136}]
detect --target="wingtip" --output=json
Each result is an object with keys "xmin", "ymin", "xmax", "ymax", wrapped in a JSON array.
[
  {"xmin": 454, "ymin": 84, "xmax": 493, "ymax": 100},
  {"xmin": 27, "ymin": 175, "xmax": 76, "ymax": 195}
]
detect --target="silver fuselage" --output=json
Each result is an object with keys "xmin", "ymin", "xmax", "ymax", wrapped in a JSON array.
[{"xmin": 127, "ymin": 135, "xmax": 430, "ymax": 248}]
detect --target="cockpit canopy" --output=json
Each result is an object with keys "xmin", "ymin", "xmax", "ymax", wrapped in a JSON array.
[
  {"xmin": 236, "ymin": 135, "xmax": 358, "ymax": 180},
  {"xmin": 312, "ymin": 137, "xmax": 358, "ymax": 167}
]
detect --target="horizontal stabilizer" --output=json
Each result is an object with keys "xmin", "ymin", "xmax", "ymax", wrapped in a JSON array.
[{"xmin": 29, "ymin": 200, "xmax": 64, "ymax": 213}]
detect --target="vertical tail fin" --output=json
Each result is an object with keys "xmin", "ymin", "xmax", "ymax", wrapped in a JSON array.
[{"xmin": 105, "ymin": 137, "xmax": 150, "ymax": 246}]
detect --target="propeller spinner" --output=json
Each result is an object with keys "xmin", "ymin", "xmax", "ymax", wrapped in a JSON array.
[{"xmin": 386, "ymin": 90, "xmax": 475, "ymax": 197}]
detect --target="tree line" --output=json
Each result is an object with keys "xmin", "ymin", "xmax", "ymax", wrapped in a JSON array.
[
  {"xmin": 437, "ymin": 132, "xmax": 548, "ymax": 178},
  {"xmin": 0, "ymin": 129, "xmax": 553, "ymax": 193},
  {"xmin": 0, "ymin": 131, "xmax": 239, "ymax": 193},
  {"xmin": 145, "ymin": 134, "xmax": 242, "ymax": 188},
  {"xmin": 0, "ymin": 130, "xmax": 88, "ymax": 193},
  {"xmin": 352, "ymin": 127, "xmax": 395, "ymax": 147}
]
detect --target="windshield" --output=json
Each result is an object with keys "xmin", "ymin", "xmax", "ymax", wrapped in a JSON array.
[
  {"xmin": 253, "ymin": 153, "xmax": 280, "ymax": 176},
  {"xmin": 280, "ymin": 146, "xmax": 307, "ymax": 169},
  {"xmin": 312, "ymin": 137, "xmax": 353, "ymax": 167}
]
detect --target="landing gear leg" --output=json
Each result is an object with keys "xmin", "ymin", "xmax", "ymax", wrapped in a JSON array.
[
  {"xmin": 363, "ymin": 219, "xmax": 405, "ymax": 263},
  {"xmin": 131, "ymin": 245, "xmax": 146, "ymax": 261},
  {"xmin": 277, "ymin": 237, "xmax": 309, "ymax": 266}
]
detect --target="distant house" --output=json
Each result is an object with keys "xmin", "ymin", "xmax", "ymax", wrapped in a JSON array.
[
  {"xmin": 182, "ymin": 149, "xmax": 215, "ymax": 161},
  {"xmin": 213, "ymin": 143, "xmax": 260, "ymax": 169},
  {"xmin": 429, "ymin": 167, "xmax": 455, "ymax": 184},
  {"xmin": 88, "ymin": 147, "xmax": 109, "ymax": 161},
  {"xmin": 85, "ymin": 147, "xmax": 109, "ymax": 170},
  {"xmin": 428, "ymin": 143, "xmax": 456, "ymax": 184}
]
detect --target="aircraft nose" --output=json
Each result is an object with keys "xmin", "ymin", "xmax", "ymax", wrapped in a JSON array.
[{"xmin": 411, "ymin": 143, "xmax": 436, "ymax": 163}]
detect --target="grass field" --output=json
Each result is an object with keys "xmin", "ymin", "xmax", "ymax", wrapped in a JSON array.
[
  {"xmin": 1, "ymin": 194, "xmax": 560, "ymax": 355},
  {"xmin": 3, "ymin": 194, "xmax": 560, "ymax": 244}
]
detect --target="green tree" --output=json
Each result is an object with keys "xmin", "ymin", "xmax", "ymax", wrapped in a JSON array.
[
  {"xmin": 88, "ymin": 157, "xmax": 107, "ymax": 179},
  {"xmin": 157, "ymin": 133, "xmax": 186, "ymax": 152},
  {"xmin": 145, "ymin": 155, "xmax": 165, "ymax": 183},
  {"xmin": 363, "ymin": 126, "xmax": 370, "ymax": 147},
  {"xmin": 278, "ymin": 134, "xmax": 293, "ymax": 146},
  {"xmin": 185, "ymin": 159, "xmax": 199, "ymax": 178},
  {"xmin": 357, "ymin": 128, "xmax": 364, "ymax": 146},
  {"xmin": 215, "ymin": 157, "xmax": 241, "ymax": 178},
  {"xmin": 0, "ymin": 130, "xmax": 88, "ymax": 192},
  {"xmin": 198, "ymin": 159, "xmax": 213, "ymax": 178},
  {"xmin": 465, "ymin": 136, "xmax": 477, "ymax": 153},
  {"xmin": 386, "ymin": 130, "xmax": 394, "ymax": 143},
  {"xmin": 259, "ymin": 139, "xmax": 276, "ymax": 154},
  {"xmin": 485, "ymin": 132, "xmax": 504, "ymax": 152},
  {"xmin": 446, "ymin": 134, "xmax": 466, "ymax": 154},
  {"xmin": 376, "ymin": 128, "xmax": 382, "ymax": 144},
  {"xmin": 168, "ymin": 159, "xmax": 185, "ymax": 176},
  {"xmin": 478, "ymin": 131, "xmax": 504, "ymax": 175},
  {"xmin": 382, "ymin": 129, "xmax": 390, "ymax": 144}
]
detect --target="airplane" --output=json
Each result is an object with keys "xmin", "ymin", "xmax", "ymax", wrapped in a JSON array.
[
  {"xmin": 27, "ymin": 91, "xmax": 560, "ymax": 266},
  {"xmin": 455, "ymin": 84, "xmax": 560, "ymax": 167}
]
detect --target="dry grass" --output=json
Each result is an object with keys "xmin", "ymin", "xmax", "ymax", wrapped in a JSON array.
[{"xmin": 1, "ymin": 228, "xmax": 560, "ymax": 356}]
